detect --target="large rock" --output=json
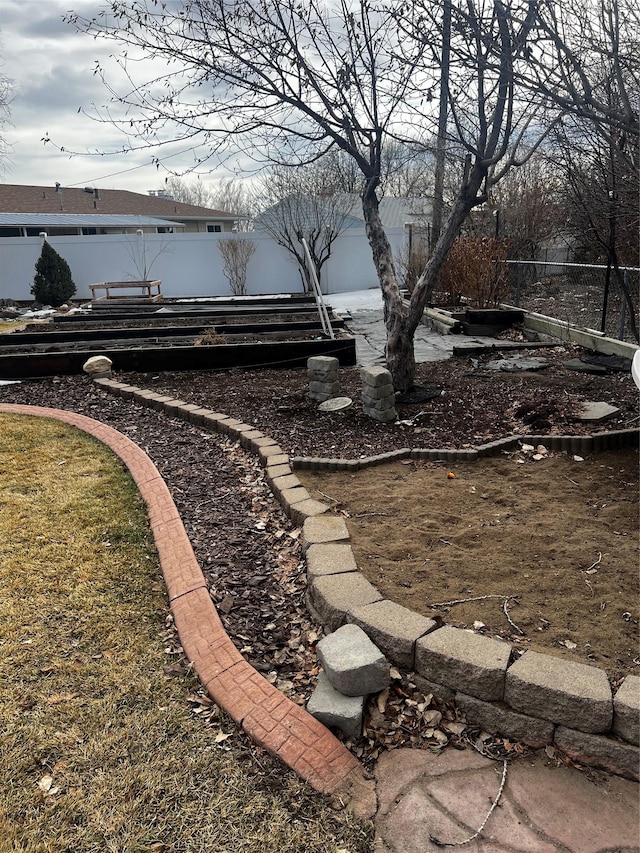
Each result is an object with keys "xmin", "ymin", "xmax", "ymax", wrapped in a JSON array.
[
  {"xmin": 317, "ymin": 623, "xmax": 390, "ymax": 697},
  {"xmin": 82, "ymin": 355, "xmax": 113, "ymax": 377},
  {"xmin": 307, "ymin": 672, "xmax": 365, "ymax": 740}
]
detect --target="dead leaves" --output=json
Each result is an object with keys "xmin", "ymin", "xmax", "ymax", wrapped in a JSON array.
[{"xmin": 37, "ymin": 775, "xmax": 62, "ymax": 797}]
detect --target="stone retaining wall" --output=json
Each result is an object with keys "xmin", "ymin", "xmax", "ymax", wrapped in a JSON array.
[{"xmin": 92, "ymin": 376, "xmax": 639, "ymax": 781}]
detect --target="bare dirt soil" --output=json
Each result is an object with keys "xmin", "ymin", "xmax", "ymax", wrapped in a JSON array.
[{"xmin": 297, "ymin": 448, "xmax": 639, "ymax": 682}]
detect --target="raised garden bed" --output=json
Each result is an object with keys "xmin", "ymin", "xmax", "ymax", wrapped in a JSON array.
[{"xmin": 0, "ymin": 295, "xmax": 355, "ymax": 378}]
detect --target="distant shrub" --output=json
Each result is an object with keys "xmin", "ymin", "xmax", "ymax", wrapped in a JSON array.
[
  {"xmin": 395, "ymin": 241, "xmax": 429, "ymax": 294},
  {"xmin": 436, "ymin": 237, "xmax": 510, "ymax": 308},
  {"xmin": 31, "ymin": 241, "xmax": 76, "ymax": 307}
]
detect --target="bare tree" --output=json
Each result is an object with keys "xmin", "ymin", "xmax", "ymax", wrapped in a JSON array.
[
  {"xmin": 550, "ymin": 116, "xmax": 639, "ymax": 340},
  {"xmin": 475, "ymin": 151, "xmax": 563, "ymax": 259},
  {"xmin": 66, "ymin": 1, "xmax": 624, "ymax": 390},
  {"xmin": 520, "ymin": 0, "xmax": 639, "ymax": 168},
  {"xmin": 0, "ymin": 66, "xmax": 13, "ymax": 175},
  {"xmin": 218, "ymin": 237, "xmax": 256, "ymax": 296},
  {"xmin": 163, "ymin": 176, "xmax": 217, "ymax": 208},
  {"xmin": 254, "ymin": 164, "xmax": 353, "ymax": 292},
  {"xmin": 210, "ymin": 178, "xmax": 254, "ymax": 228}
]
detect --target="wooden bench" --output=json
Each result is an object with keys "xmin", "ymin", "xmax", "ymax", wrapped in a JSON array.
[{"xmin": 90, "ymin": 280, "xmax": 162, "ymax": 302}]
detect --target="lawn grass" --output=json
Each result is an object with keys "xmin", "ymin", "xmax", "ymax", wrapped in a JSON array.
[{"xmin": 0, "ymin": 414, "xmax": 372, "ymax": 853}]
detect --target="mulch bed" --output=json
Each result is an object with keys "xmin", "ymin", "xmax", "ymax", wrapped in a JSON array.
[{"xmin": 1, "ymin": 339, "xmax": 637, "ymax": 767}]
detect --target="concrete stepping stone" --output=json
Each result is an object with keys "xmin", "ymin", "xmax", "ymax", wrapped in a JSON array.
[
  {"xmin": 563, "ymin": 357, "xmax": 608, "ymax": 374},
  {"xmin": 317, "ymin": 623, "xmax": 390, "ymax": 697},
  {"xmin": 306, "ymin": 671, "xmax": 365, "ymax": 740},
  {"xmin": 577, "ymin": 401, "xmax": 620, "ymax": 421},
  {"xmin": 483, "ymin": 356, "xmax": 549, "ymax": 372}
]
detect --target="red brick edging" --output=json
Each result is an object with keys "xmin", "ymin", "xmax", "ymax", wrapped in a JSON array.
[{"xmin": 0, "ymin": 403, "xmax": 360, "ymax": 794}]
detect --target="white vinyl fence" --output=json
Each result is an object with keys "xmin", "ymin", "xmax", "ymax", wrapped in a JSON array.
[{"xmin": 0, "ymin": 227, "xmax": 405, "ymax": 302}]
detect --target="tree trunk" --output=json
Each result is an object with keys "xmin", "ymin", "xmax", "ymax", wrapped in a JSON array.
[
  {"xmin": 360, "ymin": 164, "xmax": 487, "ymax": 392},
  {"xmin": 361, "ymin": 186, "xmax": 415, "ymax": 390},
  {"xmin": 406, "ymin": 162, "xmax": 487, "ymax": 338}
]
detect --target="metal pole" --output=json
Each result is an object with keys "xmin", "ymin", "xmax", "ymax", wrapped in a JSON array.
[
  {"xmin": 300, "ymin": 237, "xmax": 334, "ymax": 339},
  {"xmin": 617, "ymin": 270, "xmax": 628, "ymax": 340}
]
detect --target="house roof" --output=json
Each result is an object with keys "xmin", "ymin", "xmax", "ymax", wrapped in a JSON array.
[
  {"xmin": 331, "ymin": 194, "xmax": 433, "ymax": 227},
  {"xmin": 256, "ymin": 192, "xmax": 433, "ymax": 234},
  {"xmin": 0, "ymin": 184, "xmax": 237, "ymax": 221},
  {"xmin": 0, "ymin": 213, "xmax": 183, "ymax": 229}
]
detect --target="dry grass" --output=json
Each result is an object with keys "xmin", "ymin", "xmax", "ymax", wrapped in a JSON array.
[
  {"xmin": 0, "ymin": 321, "xmax": 48, "ymax": 334},
  {"xmin": 0, "ymin": 414, "xmax": 372, "ymax": 853}
]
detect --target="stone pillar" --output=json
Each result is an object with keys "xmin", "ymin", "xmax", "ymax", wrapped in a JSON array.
[
  {"xmin": 361, "ymin": 366, "xmax": 396, "ymax": 422},
  {"xmin": 307, "ymin": 355, "xmax": 340, "ymax": 402}
]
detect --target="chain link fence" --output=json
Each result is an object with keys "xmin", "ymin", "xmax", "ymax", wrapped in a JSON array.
[{"xmin": 505, "ymin": 260, "xmax": 640, "ymax": 343}]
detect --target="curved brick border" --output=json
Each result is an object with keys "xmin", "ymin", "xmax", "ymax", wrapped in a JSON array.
[{"xmin": 0, "ymin": 401, "xmax": 360, "ymax": 795}]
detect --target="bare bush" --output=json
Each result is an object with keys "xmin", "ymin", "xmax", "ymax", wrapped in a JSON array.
[
  {"xmin": 218, "ymin": 238, "xmax": 256, "ymax": 296},
  {"xmin": 394, "ymin": 242, "xmax": 430, "ymax": 295},
  {"xmin": 437, "ymin": 238, "xmax": 511, "ymax": 308}
]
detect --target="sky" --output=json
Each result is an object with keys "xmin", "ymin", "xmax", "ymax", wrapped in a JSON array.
[{"xmin": 0, "ymin": 0, "xmax": 237, "ymax": 196}]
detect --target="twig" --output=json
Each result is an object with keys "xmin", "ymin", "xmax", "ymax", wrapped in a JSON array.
[
  {"xmin": 317, "ymin": 490, "xmax": 340, "ymax": 506},
  {"xmin": 585, "ymin": 552, "xmax": 602, "ymax": 572},
  {"xmin": 428, "ymin": 594, "xmax": 524, "ymax": 636},
  {"xmin": 353, "ymin": 511, "xmax": 390, "ymax": 518},
  {"xmin": 429, "ymin": 594, "xmax": 516, "ymax": 607},
  {"xmin": 430, "ymin": 760, "xmax": 508, "ymax": 847},
  {"xmin": 563, "ymin": 475, "xmax": 580, "ymax": 486},
  {"xmin": 502, "ymin": 598, "xmax": 524, "ymax": 635}
]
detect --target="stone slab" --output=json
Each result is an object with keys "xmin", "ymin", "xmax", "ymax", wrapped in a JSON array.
[
  {"xmin": 360, "ymin": 366, "xmax": 393, "ymax": 388},
  {"xmin": 455, "ymin": 692, "xmax": 554, "ymax": 748},
  {"xmin": 317, "ymin": 623, "xmax": 390, "ymax": 697},
  {"xmin": 411, "ymin": 674, "xmax": 455, "ymax": 705},
  {"xmin": 349, "ymin": 599, "xmax": 437, "ymax": 670},
  {"xmin": 577, "ymin": 401, "xmax": 620, "ymax": 421},
  {"xmin": 307, "ymin": 355, "xmax": 339, "ymax": 372},
  {"xmin": 257, "ymin": 444, "xmax": 285, "ymax": 465},
  {"xmin": 265, "ymin": 463, "xmax": 292, "ymax": 484},
  {"xmin": 613, "ymin": 675, "xmax": 640, "ymax": 744},
  {"xmin": 306, "ymin": 543, "xmax": 358, "ymax": 579},
  {"xmin": 270, "ymin": 473, "xmax": 302, "ymax": 492},
  {"xmin": 307, "ymin": 368, "xmax": 339, "ymax": 382},
  {"xmin": 563, "ymin": 358, "xmax": 609, "ymax": 375},
  {"xmin": 555, "ymin": 726, "xmax": 640, "ymax": 781},
  {"xmin": 360, "ymin": 382, "xmax": 394, "ymax": 400},
  {"xmin": 309, "ymin": 572, "xmax": 382, "ymax": 632},
  {"xmin": 302, "ymin": 516, "xmax": 350, "ymax": 548},
  {"xmin": 505, "ymin": 651, "xmax": 612, "ymax": 733},
  {"xmin": 365, "ymin": 407, "xmax": 397, "ymax": 423},
  {"xmin": 307, "ymin": 672, "xmax": 365, "ymax": 740},
  {"xmin": 361, "ymin": 394, "xmax": 396, "ymax": 412},
  {"xmin": 483, "ymin": 356, "xmax": 549, "ymax": 372},
  {"xmin": 278, "ymin": 486, "xmax": 311, "ymax": 517},
  {"xmin": 309, "ymin": 379, "xmax": 340, "ymax": 396},
  {"xmin": 415, "ymin": 625, "xmax": 510, "ymax": 701},
  {"xmin": 288, "ymin": 498, "xmax": 330, "ymax": 526}
]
